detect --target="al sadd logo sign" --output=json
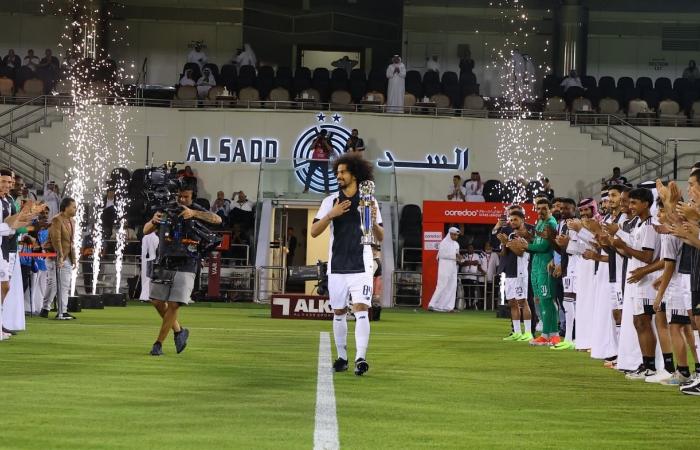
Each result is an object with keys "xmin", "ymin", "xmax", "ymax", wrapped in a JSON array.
[{"xmin": 185, "ymin": 112, "xmax": 469, "ymax": 193}]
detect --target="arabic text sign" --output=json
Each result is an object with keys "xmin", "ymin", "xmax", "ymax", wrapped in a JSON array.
[{"xmin": 377, "ymin": 148, "xmax": 469, "ymax": 171}]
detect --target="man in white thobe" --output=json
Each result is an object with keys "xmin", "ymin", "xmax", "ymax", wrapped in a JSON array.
[
  {"xmin": 139, "ymin": 232, "xmax": 159, "ymax": 301},
  {"xmin": 428, "ymin": 227, "xmax": 463, "ymax": 312},
  {"xmin": 187, "ymin": 43, "xmax": 208, "ymax": 68},
  {"xmin": 386, "ymin": 55, "xmax": 406, "ymax": 114}
]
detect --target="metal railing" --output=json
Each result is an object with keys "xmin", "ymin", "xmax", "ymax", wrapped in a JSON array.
[
  {"xmin": 574, "ymin": 113, "xmax": 668, "ymax": 186},
  {"xmin": 400, "ymin": 246, "xmax": 422, "ymax": 270},
  {"xmin": 0, "ymin": 95, "xmax": 66, "ymax": 187}
]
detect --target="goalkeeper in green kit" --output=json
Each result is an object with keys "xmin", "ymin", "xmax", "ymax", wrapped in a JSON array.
[{"xmin": 521, "ymin": 198, "xmax": 560, "ymax": 346}]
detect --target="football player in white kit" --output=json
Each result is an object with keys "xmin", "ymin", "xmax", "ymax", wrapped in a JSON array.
[
  {"xmin": 498, "ymin": 210, "xmax": 532, "ymax": 341},
  {"xmin": 311, "ymin": 153, "xmax": 383, "ymax": 376}
]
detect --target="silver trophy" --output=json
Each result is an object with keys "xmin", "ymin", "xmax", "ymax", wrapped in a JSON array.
[{"xmin": 358, "ymin": 180, "xmax": 376, "ymax": 245}]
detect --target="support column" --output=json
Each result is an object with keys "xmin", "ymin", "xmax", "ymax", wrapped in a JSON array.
[{"xmin": 554, "ymin": 0, "xmax": 589, "ymax": 76}]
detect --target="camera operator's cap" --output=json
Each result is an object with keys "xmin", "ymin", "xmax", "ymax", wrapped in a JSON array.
[{"xmin": 448, "ymin": 227, "xmax": 460, "ymax": 235}]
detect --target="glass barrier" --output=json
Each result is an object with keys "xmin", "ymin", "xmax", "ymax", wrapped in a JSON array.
[{"xmin": 258, "ymin": 157, "xmax": 397, "ymax": 202}]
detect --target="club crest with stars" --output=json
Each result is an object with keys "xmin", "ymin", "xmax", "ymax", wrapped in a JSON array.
[{"xmin": 293, "ymin": 112, "xmax": 351, "ymax": 193}]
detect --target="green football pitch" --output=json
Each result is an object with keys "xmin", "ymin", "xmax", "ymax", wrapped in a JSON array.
[{"xmin": 1, "ymin": 303, "xmax": 697, "ymax": 450}]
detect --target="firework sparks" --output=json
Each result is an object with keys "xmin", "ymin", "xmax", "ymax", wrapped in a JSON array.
[
  {"xmin": 486, "ymin": 0, "xmax": 554, "ymax": 203},
  {"xmin": 43, "ymin": 0, "xmax": 133, "ymax": 295}
]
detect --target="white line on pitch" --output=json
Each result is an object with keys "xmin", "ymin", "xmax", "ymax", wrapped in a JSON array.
[{"xmin": 313, "ymin": 332, "xmax": 339, "ymax": 450}]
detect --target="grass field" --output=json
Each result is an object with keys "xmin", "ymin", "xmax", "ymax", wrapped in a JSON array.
[{"xmin": 1, "ymin": 303, "xmax": 697, "ymax": 450}]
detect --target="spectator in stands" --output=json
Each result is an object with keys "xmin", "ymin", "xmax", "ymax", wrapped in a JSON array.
[
  {"xmin": 426, "ymin": 55, "xmax": 440, "ymax": 74},
  {"xmin": 560, "ymin": 69, "xmax": 583, "ymax": 92},
  {"xmin": 332, "ymin": 55, "xmax": 358, "ymax": 76},
  {"xmin": 386, "ymin": 55, "xmax": 406, "ymax": 113},
  {"xmin": 179, "ymin": 68, "xmax": 196, "ymax": 86},
  {"xmin": 344, "ymin": 129, "xmax": 365, "ymax": 154},
  {"xmin": 187, "ymin": 42, "xmax": 207, "ymax": 68},
  {"xmin": 211, "ymin": 191, "xmax": 230, "ymax": 223},
  {"xmin": 23, "ymin": 49, "xmax": 40, "ymax": 71},
  {"xmin": 196, "ymin": 67, "xmax": 216, "ymax": 98},
  {"xmin": 303, "ymin": 130, "xmax": 332, "ymax": 194},
  {"xmin": 177, "ymin": 165, "xmax": 197, "ymax": 185},
  {"xmin": 540, "ymin": 177, "xmax": 554, "ymax": 201},
  {"xmin": 234, "ymin": 43, "xmax": 257, "ymax": 68},
  {"xmin": 39, "ymin": 49, "xmax": 60, "ymax": 72},
  {"xmin": 603, "ymin": 166, "xmax": 628, "ymax": 186},
  {"xmin": 286, "ymin": 226, "xmax": 297, "ymax": 266},
  {"xmin": 448, "ymin": 175, "xmax": 466, "ymax": 201},
  {"xmin": 3, "ymin": 49, "xmax": 21, "ymax": 69},
  {"xmin": 682, "ymin": 60, "xmax": 700, "ymax": 81},
  {"xmin": 231, "ymin": 191, "xmax": 254, "ymax": 212},
  {"xmin": 62, "ymin": 51, "xmax": 78, "ymax": 71},
  {"xmin": 463, "ymin": 172, "xmax": 484, "ymax": 201},
  {"xmin": 43, "ymin": 181, "xmax": 61, "ymax": 218}
]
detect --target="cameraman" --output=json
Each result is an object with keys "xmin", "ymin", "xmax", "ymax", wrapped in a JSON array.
[{"xmin": 143, "ymin": 185, "xmax": 221, "ymax": 356}]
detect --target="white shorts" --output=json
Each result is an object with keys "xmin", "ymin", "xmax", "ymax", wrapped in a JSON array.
[
  {"xmin": 632, "ymin": 297, "xmax": 653, "ymax": 316},
  {"xmin": 0, "ymin": 257, "xmax": 9, "ymax": 282},
  {"xmin": 505, "ymin": 276, "xmax": 527, "ymax": 300},
  {"xmin": 610, "ymin": 283, "xmax": 623, "ymax": 309},
  {"xmin": 328, "ymin": 272, "xmax": 373, "ymax": 310},
  {"xmin": 664, "ymin": 284, "xmax": 691, "ymax": 312},
  {"xmin": 563, "ymin": 276, "xmax": 576, "ymax": 301}
]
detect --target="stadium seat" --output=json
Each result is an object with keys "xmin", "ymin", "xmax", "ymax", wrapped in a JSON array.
[
  {"xmin": 617, "ymin": 76, "xmax": 634, "ymax": 91},
  {"xmin": 403, "ymin": 92, "xmax": 416, "ymax": 112},
  {"xmin": 0, "ymin": 77, "xmax": 14, "ymax": 97},
  {"xmin": 220, "ymin": 64, "xmax": 238, "ymax": 92},
  {"xmin": 642, "ymin": 89, "xmax": 660, "ymax": 111},
  {"xmin": 598, "ymin": 76, "xmax": 616, "ymax": 97},
  {"xmin": 202, "ymin": 85, "xmax": 224, "ymax": 106},
  {"xmin": 293, "ymin": 67, "xmax": 312, "ymax": 97},
  {"xmin": 255, "ymin": 65, "xmax": 275, "ymax": 100},
  {"xmin": 171, "ymin": 85, "xmax": 198, "ymax": 108},
  {"xmin": 599, "ymin": 97, "xmax": 621, "ymax": 115},
  {"xmin": 312, "ymin": 68, "xmax": 330, "ymax": 101},
  {"xmin": 627, "ymin": 99, "xmax": 651, "ymax": 118},
  {"xmin": 571, "ymin": 97, "xmax": 593, "ymax": 113},
  {"xmin": 330, "ymin": 68, "xmax": 348, "ymax": 92},
  {"xmin": 275, "ymin": 67, "xmax": 293, "ymax": 91},
  {"xmin": 463, "ymin": 94, "xmax": 485, "ymax": 110},
  {"xmin": 17, "ymin": 78, "xmax": 44, "ymax": 98},
  {"xmin": 581, "ymin": 75, "xmax": 597, "ymax": 89},
  {"xmin": 655, "ymin": 77, "xmax": 672, "ymax": 92},
  {"xmin": 268, "ymin": 86, "xmax": 291, "ymax": 103},
  {"xmin": 658, "ymin": 99, "xmax": 687, "ymax": 126},
  {"xmin": 690, "ymin": 100, "xmax": 700, "ymax": 124},
  {"xmin": 542, "ymin": 74, "xmax": 562, "ymax": 98},
  {"xmin": 238, "ymin": 65, "xmax": 256, "ymax": 89},
  {"xmin": 673, "ymin": 77, "xmax": 691, "ymax": 97},
  {"xmin": 430, "ymin": 93, "xmax": 451, "ymax": 111},
  {"xmin": 238, "ymin": 86, "xmax": 260, "ymax": 104},
  {"xmin": 545, "ymin": 96, "xmax": 566, "ymax": 113},
  {"xmin": 405, "ymin": 70, "xmax": 423, "ymax": 98},
  {"xmin": 330, "ymin": 90, "xmax": 353, "ymax": 111},
  {"xmin": 564, "ymin": 86, "xmax": 585, "ymax": 107},
  {"xmin": 367, "ymin": 67, "xmax": 387, "ymax": 95},
  {"xmin": 636, "ymin": 77, "xmax": 653, "ymax": 95}
]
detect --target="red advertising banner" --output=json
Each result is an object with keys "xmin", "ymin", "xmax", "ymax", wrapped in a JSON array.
[
  {"xmin": 270, "ymin": 294, "xmax": 334, "ymax": 320},
  {"xmin": 421, "ymin": 201, "xmax": 537, "ymax": 309}
]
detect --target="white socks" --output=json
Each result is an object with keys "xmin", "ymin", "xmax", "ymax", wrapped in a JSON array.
[
  {"xmin": 354, "ymin": 311, "xmax": 370, "ymax": 360},
  {"xmin": 333, "ymin": 314, "xmax": 347, "ymax": 360},
  {"xmin": 523, "ymin": 319, "xmax": 532, "ymax": 334},
  {"xmin": 512, "ymin": 319, "xmax": 521, "ymax": 333},
  {"xmin": 563, "ymin": 302, "xmax": 576, "ymax": 342}
]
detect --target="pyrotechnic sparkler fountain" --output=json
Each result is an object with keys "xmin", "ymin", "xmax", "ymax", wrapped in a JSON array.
[
  {"xmin": 484, "ymin": 0, "xmax": 555, "ymax": 202},
  {"xmin": 43, "ymin": 0, "xmax": 133, "ymax": 296}
]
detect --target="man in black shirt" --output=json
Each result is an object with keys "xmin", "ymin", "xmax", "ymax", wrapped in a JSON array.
[
  {"xmin": 311, "ymin": 153, "xmax": 383, "ymax": 376},
  {"xmin": 143, "ymin": 185, "xmax": 221, "ymax": 356},
  {"xmin": 344, "ymin": 129, "xmax": 365, "ymax": 154}
]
